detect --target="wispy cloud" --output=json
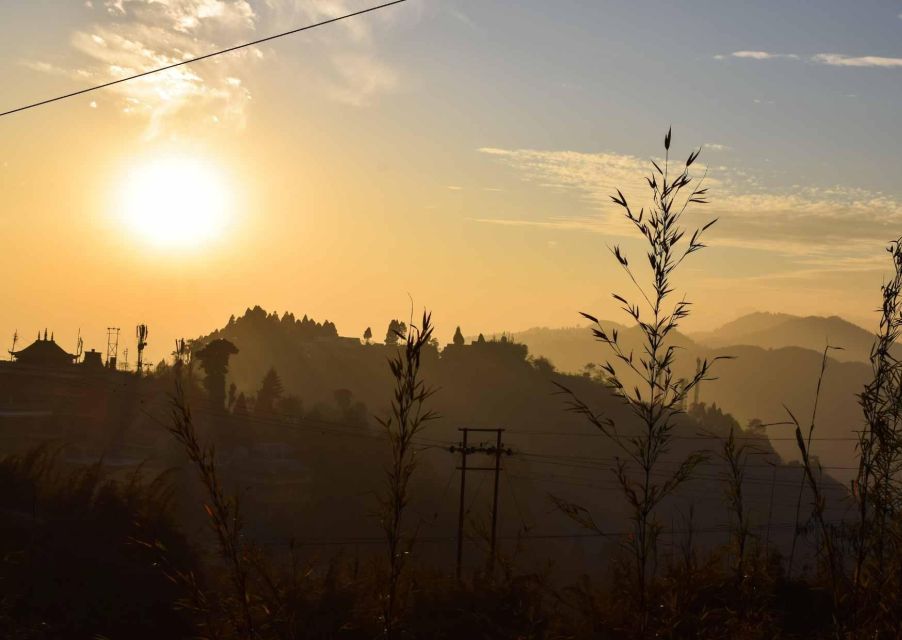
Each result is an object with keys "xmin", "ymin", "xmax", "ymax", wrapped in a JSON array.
[
  {"xmin": 812, "ymin": 53, "xmax": 902, "ymax": 68},
  {"xmin": 476, "ymin": 146, "xmax": 902, "ymax": 268},
  {"xmin": 730, "ymin": 50, "xmax": 798, "ymax": 60},
  {"xmin": 25, "ymin": 0, "xmax": 412, "ymax": 135},
  {"xmin": 264, "ymin": 0, "xmax": 416, "ymax": 107},
  {"xmin": 446, "ymin": 6, "xmax": 476, "ymax": 29},
  {"xmin": 718, "ymin": 49, "xmax": 902, "ymax": 69}
]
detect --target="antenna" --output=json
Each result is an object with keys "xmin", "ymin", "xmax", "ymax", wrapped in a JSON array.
[
  {"xmin": 122, "ymin": 347, "xmax": 129, "ymax": 372},
  {"xmin": 173, "ymin": 338, "xmax": 189, "ymax": 366},
  {"xmin": 75, "ymin": 329, "xmax": 84, "ymax": 362},
  {"xmin": 8, "ymin": 330, "xmax": 18, "ymax": 361},
  {"xmin": 136, "ymin": 324, "xmax": 149, "ymax": 375},
  {"xmin": 106, "ymin": 327, "xmax": 120, "ymax": 369}
]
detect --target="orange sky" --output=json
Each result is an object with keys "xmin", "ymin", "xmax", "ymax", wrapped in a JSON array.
[{"xmin": 2, "ymin": 1, "xmax": 901, "ymax": 364}]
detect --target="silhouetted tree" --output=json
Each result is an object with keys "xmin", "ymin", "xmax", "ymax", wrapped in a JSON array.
[
  {"xmin": 193, "ymin": 339, "xmax": 239, "ymax": 411},
  {"xmin": 255, "ymin": 367, "xmax": 284, "ymax": 415},
  {"xmin": 477, "ymin": 333, "xmax": 486, "ymax": 344},
  {"xmin": 531, "ymin": 356, "xmax": 555, "ymax": 376},
  {"xmin": 233, "ymin": 392, "xmax": 249, "ymax": 416},
  {"xmin": 453, "ymin": 326, "xmax": 465, "ymax": 346},
  {"xmin": 154, "ymin": 359, "xmax": 170, "ymax": 377},
  {"xmin": 364, "ymin": 326, "xmax": 373, "ymax": 344},
  {"xmin": 227, "ymin": 382, "xmax": 237, "ymax": 411},
  {"xmin": 385, "ymin": 320, "xmax": 407, "ymax": 346}
]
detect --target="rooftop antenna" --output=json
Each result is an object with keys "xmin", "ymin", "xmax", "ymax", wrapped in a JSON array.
[
  {"xmin": 173, "ymin": 338, "xmax": 189, "ymax": 366},
  {"xmin": 8, "ymin": 330, "xmax": 17, "ymax": 361},
  {"xmin": 75, "ymin": 329, "xmax": 84, "ymax": 362},
  {"xmin": 106, "ymin": 327, "xmax": 120, "ymax": 369},
  {"xmin": 136, "ymin": 324, "xmax": 149, "ymax": 375}
]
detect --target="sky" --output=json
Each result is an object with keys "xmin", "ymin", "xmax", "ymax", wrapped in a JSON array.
[{"xmin": 1, "ymin": 0, "xmax": 901, "ymax": 364}]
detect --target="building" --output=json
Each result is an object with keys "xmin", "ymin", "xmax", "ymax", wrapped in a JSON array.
[
  {"xmin": 0, "ymin": 329, "xmax": 159, "ymax": 462},
  {"xmin": 9, "ymin": 330, "xmax": 77, "ymax": 367}
]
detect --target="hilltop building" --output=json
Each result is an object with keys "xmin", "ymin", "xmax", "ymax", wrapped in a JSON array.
[
  {"xmin": 10, "ymin": 330, "xmax": 77, "ymax": 367},
  {"xmin": 0, "ymin": 329, "xmax": 161, "ymax": 463}
]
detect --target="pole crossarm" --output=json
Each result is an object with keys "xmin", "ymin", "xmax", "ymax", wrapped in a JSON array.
[{"xmin": 450, "ymin": 427, "xmax": 513, "ymax": 581}]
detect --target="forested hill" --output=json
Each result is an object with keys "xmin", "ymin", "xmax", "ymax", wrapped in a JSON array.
[
  {"xmin": 187, "ymin": 306, "xmax": 851, "ymax": 574},
  {"xmin": 195, "ymin": 307, "xmax": 870, "ymax": 486}
]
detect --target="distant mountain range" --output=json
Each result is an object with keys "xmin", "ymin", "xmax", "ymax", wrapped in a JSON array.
[
  {"xmin": 689, "ymin": 312, "xmax": 887, "ymax": 363},
  {"xmin": 508, "ymin": 312, "xmax": 884, "ymax": 373},
  {"xmin": 507, "ymin": 312, "xmax": 883, "ymax": 480}
]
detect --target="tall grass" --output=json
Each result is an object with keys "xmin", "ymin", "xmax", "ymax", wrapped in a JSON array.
[
  {"xmin": 719, "ymin": 425, "xmax": 755, "ymax": 581},
  {"xmin": 168, "ymin": 379, "xmax": 257, "ymax": 639},
  {"xmin": 555, "ymin": 129, "xmax": 726, "ymax": 624},
  {"xmin": 847, "ymin": 237, "xmax": 902, "ymax": 634},
  {"xmin": 0, "ymin": 446, "xmax": 193, "ymax": 639},
  {"xmin": 377, "ymin": 310, "xmax": 438, "ymax": 638},
  {"xmin": 787, "ymin": 237, "xmax": 902, "ymax": 636}
]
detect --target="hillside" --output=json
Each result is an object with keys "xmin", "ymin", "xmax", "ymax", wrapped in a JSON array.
[
  {"xmin": 205, "ymin": 309, "xmax": 870, "ymax": 482},
  {"xmin": 691, "ymin": 312, "xmax": 885, "ymax": 363},
  {"xmin": 187, "ymin": 305, "xmax": 852, "ymax": 571},
  {"xmin": 508, "ymin": 323, "xmax": 697, "ymax": 375},
  {"xmin": 500, "ymin": 320, "xmax": 871, "ymax": 482}
]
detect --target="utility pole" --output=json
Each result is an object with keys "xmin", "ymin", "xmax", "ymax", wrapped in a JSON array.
[
  {"xmin": 693, "ymin": 357, "xmax": 702, "ymax": 407},
  {"xmin": 449, "ymin": 428, "xmax": 513, "ymax": 581},
  {"xmin": 8, "ymin": 330, "xmax": 17, "ymax": 361},
  {"xmin": 765, "ymin": 459, "xmax": 778, "ymax": 550},
  {"xmin": 455, "ymin": 428, "xmax": 469, "ymax": 582},
  {"xmin": 489, "ymin": 428, "xmax": 503, "ymax": 574}
]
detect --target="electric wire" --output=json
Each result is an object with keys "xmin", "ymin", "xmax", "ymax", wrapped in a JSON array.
[{"xmin": 0, "ymin": 0, "xmax": 408, "ymax": 119}]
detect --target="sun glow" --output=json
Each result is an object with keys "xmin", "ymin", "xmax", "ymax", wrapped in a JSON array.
[{"xmin": 116, "ymin": 157, "xmax": 230, "ymax": 250}]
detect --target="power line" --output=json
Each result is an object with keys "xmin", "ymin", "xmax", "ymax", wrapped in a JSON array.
[
  {"xmin": 508, "ymin": 428, "xmax": 863, "ymax": 442},
  {"xmin": 186, "ymin": 404, "xmax": 451, "ymax": 447},
  {"xmin": 257, "ymin": 519, "xmax": 852, "ymax": 548},
  {"xmin": 0, "ymin": 0, "xmax": 408, "ymax": 119},
  {"xmin": 515, "ymin": 449, "xmax": 860, "ymax": 472},
  {"xmin": 519, "ymin": 456, "xmax": 852, "ymax": 492}
]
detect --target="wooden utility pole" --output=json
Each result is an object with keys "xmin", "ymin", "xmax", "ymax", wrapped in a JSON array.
[
  {"xmin": 693, "ymin": 357, "xmax": 702, "ymax": 407},
  {"xmin": 765, "ymin": 459, "xmax": 778, "ymax": 550},
  {"xmin": 450, "ymin": 428, "xmax": 512, "ymax": 581},
  {"xmin": 455, "ymin": 428, "xmax": 469, "ymax": 581},
  {"xmin": 489, "ymin": 428, "xmax": 503, "ymax": 574}
]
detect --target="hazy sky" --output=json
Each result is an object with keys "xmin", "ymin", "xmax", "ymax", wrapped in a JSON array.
[{"xmin": 1, "ymin": 0, "xmax": 901, "ymax": 363}]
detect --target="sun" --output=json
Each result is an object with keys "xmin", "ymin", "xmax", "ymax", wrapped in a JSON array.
[{"xmin": 116, "ymin": 157, "xmax": 231, "ymax": 250}]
